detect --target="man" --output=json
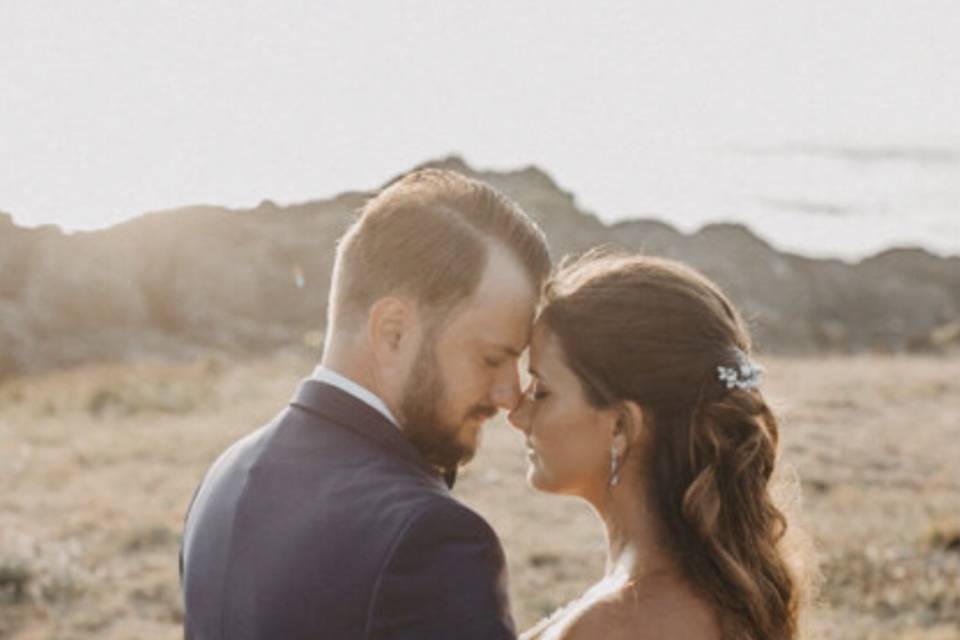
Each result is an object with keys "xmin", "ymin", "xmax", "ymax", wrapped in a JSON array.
[{"xmin": 180, "ymin": 169, "xmax": 552, "ymax": 639}]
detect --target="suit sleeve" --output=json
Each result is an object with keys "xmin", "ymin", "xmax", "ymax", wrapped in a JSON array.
[
  {"xmin": 367, "ymin": 501, "xmax": 516, "ymax": 640},
  {"xmin": 179, "ymin": 483, "xmax": 201, "ymax": 582}
]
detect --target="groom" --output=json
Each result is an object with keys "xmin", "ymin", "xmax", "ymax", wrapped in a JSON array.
[{"xmin": 180, "ymin": 169, "xmax": 552, "ymax": 639}]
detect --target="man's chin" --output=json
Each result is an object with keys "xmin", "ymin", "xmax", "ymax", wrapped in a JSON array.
[
  {"xmin": 402, "ymin": 414, "xmax": 488, "ymax": 470},
  {"xmin": 452, "ymin": 437, "xmax": 479, "ymax": 467},
  {"xmin": 456, "ymin": 420, "xmax": 487, "ymax": 461},
  {"xmin": 407, "ymin": 424, "xmax": 479, "ymax": 470}
]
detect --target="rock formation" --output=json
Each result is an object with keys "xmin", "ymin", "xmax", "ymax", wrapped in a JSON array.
[{"xmin": 1, "ymin": 158, "xmax": 958, "ymax": 377}]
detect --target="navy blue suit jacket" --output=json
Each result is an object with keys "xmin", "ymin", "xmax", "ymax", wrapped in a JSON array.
[{"xmin": 180, "ymin": 380, "xmax": 516, "ymax": 639}]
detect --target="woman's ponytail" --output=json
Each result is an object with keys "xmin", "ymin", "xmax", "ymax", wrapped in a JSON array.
[{"xmin": 679, "ymin": 386, "xmax": 797, "ymax": 639}]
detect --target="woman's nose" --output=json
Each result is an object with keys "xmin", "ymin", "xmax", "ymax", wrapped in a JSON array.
[{"xmin": 507, "ymin": 396, "xmax": 530, "ymax": 433}]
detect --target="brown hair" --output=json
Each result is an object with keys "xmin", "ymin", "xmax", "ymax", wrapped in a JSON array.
[
  {"xmin": 330, "ymin": 169, "xmax": 551, "ymax": 328},
  {"xmin": 540, "ymin": 249, "xmax": 803, "ymax": 640}
]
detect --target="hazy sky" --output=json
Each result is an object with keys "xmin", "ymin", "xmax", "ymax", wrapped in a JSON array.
[{"xmin": 2, "ymin": 1, "xmax": 959, "ymax": 239}]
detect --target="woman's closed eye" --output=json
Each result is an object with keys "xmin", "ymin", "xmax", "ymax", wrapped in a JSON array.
[{"xmin": 531, "ymin": 384, "xmax": 550, "ymax": 401}]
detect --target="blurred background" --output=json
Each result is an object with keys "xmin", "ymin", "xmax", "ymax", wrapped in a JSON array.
[{"xmin": 1, "ymin": 2, "xmax": 958, "ymax": 638}]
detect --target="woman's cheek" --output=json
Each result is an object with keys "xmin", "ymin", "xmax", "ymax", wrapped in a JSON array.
[
  {"xmin": 532, "ymin": 412, "xmax": 579, "ymax": 491},
  {"xmin": 527, "ymin": 407, "xmax": 557, "ymax": 488}
]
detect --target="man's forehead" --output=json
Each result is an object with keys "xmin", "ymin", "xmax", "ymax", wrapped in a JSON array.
[
  {"xmin": 435, "ymin": 289, "xmax": 533, "ymax": 352},
  {"xmin": 472, "ymin": 319, "xmax": 532, "ymax": 354},
  {"xmin": 474, "ymin": 242, "xmax": 538, "ymax": 300},
  {"xmin": 443, "ymin": 242, "xmax": 540, "ymax": 349}
]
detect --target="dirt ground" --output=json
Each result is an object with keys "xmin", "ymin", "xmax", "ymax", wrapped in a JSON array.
[{"xmin": 1, "ymin": 353, "xmax": 958, "ymax": 639}]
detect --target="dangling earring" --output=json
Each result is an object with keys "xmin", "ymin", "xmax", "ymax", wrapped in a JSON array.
[{"xmin": 609, "ymin": 444, "xmax": 621, "ymax": 487}]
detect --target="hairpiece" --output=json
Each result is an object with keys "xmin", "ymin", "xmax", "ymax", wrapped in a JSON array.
[{"xmin": 716, "ymin": 359, "xmax": 763, "ymax": 391}]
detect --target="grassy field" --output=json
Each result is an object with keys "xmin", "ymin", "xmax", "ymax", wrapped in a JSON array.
[{"xmin": 1, "ymin": 353, "xmax": 958, "ymax": 639}]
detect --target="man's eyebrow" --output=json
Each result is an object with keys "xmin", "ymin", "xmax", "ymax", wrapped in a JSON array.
[
  {"xmin": 486, "ymin": 343, "xmax": 522, "ymax": 358},
  {"xmin": 500, "ymin": 345, "xmax": 523, "ymax": 358}
]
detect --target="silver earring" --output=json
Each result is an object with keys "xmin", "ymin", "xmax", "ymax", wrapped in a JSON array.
[{"xmin": 609, "ymin": 445, "xmax": 620, "ymax": 487}]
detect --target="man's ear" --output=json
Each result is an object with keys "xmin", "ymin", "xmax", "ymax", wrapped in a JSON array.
[{"xmin": 367, "ymin": 296, "xmax": 418, "ymax": 367}]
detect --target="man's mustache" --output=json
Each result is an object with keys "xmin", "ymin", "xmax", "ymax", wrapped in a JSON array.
[{"xmin": 466, "ymin": 405, "xmax": 497, "ymax": 422}]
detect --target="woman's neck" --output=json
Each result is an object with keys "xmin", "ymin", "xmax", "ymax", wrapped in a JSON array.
[{"xmin": 587, "ymin": 481, "xmax": 678, "ymax": 586}]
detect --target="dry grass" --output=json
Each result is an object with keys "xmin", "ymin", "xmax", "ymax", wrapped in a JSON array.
[{"xmin": 1, "ymin": 353, "xmax": 958, "ymax": 639}]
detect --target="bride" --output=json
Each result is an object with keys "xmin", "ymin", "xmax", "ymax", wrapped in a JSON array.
[{"xmin": 508, "ymin": 251, "xmax": 806, "ymax": 639}]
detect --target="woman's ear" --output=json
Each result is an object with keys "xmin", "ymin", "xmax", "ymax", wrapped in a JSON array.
[{"xmin": 614, "ymin": 400, "xmax": 648, "ymax": 452}]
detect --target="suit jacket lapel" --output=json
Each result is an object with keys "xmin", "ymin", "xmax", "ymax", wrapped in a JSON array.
[{"xmin": 289, "ymin": 379, "xmax": 454, "ymax": 489}]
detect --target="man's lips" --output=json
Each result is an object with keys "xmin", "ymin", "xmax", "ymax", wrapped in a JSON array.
[{"xmin": 466, "ymin": 406, "xmax": 497, "ymax": 423}]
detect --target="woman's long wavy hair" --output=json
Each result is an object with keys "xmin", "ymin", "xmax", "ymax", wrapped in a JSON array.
[{"xmin": 539, "ymin": 250, "xmax": 806, "ymax": 640}]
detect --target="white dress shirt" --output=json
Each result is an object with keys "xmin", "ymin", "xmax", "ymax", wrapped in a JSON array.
[{"xmin": 310, "ymin": 365, "xmax": 400, "ymax": 429}]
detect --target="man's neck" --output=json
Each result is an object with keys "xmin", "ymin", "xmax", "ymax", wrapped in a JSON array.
[{"xmin": 320, "ymin": 344, "xmax": 404, "ymax": 427}]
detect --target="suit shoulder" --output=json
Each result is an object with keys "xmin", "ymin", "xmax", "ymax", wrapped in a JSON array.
[
  {"xmin": 377, "ymin": 496, "xmax": 506, "ymax": 585},
  {"xmin": 401, "ymin": 494, "xmax": 501, "ymax": 546},
  {"xmin": 369, "ymin": 496, "xmax": 514, "ymax": 638}
]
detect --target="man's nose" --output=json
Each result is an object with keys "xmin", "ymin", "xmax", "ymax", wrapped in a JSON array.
[{"xmin": 491, "ymin": 369, "xmax": 522, "ymax": 412}]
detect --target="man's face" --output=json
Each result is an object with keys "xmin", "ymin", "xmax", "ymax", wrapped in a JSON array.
[{"xmin": 400, "ymin": 246, "xmax": 538, "ymax": 471}]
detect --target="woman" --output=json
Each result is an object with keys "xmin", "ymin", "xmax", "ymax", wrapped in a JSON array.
[{"xmin": 509, "ymin": 251, "xmax": 806, "ymax": 639}]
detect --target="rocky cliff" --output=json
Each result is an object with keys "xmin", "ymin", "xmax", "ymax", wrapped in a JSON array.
[{"xmin": 2, "ymin": 157, "xmax": 958, "ymax": 377}]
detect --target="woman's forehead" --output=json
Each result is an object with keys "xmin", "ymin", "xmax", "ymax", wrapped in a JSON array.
[{"xmin": 529, "ymin": 323, "xmax": 566, "ymax": 375}]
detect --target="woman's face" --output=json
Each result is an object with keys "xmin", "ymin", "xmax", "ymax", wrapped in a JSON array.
[{"xmin": 508, "ymin": 321, "xmax": 615, "ymax": 498}]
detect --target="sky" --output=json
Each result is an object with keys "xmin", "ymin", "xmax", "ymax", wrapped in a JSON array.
[{"xmin": 2, "ymin": 1, "xmax": 959, "ymax": 256}]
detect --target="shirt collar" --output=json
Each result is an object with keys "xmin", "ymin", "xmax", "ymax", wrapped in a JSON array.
[{"xmin": 309, "ymin": 365, "xmax": 400, "ymax": 429}]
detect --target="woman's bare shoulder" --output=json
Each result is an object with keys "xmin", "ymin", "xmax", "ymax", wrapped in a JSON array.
[{"xmin": 559, "ymin": 583, "xmax": 721, "ymax": 640}]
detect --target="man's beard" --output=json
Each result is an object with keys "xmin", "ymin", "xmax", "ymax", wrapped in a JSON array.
[{"xmin": 399, "ymin": 341, "xmax": 496, "ymax": 473}]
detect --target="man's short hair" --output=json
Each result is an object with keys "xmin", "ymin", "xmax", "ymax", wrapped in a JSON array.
[{"xmin": 329, "ymin": 168, "xmax": 552, "ymax": 329}]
